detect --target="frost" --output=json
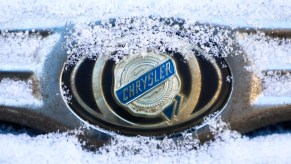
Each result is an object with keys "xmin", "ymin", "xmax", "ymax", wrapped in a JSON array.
[
  {"xmin": 61, "ymin": 83, "xmax": 72, "ymax": 104},
  {"xmin": 0, "ymin": 78, "xmax": 34, "ymax": 101},
  {"xmin": 1, "ymin": 118, "xmax": 291, "ymax": 163},
  {"xmin": 0, "ymin": 0, "xmax": 290, "ymax": 29},
  {"xmin": 0, "ymin": 0, "xmax": 291, "ymax": 163},
  {"xmin": 226, "ymin": 76, "xmax": 233, "ymax": 83},
  {"xmin": 65, "ymin": 17, "xmax": 234, "ymax": 66},
  {"xmin": 0, "ymin": 32, "xmax": 42, "ymax": 66},
  {"xmin": 0, "ymin": 78, "xmax": 42, "ymax": 107},
  {"xmin": 238, "ymin": 33, "xmax": 291, "ymax": 96}
]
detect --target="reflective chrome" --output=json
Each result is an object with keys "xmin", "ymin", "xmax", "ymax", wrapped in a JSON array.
[
  {"xmin": 0, "ymin": 21, "xmax": 290, "ymax": 144},
  {"xmin": 62, "ymin": 44, "xmax": 232, "ymax": 135}
]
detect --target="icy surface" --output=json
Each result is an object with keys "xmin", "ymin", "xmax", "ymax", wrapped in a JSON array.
[
  {"xmin": 0, "ymin": 32, "xmax": 42, "ymax": 66},
  {"xmin": 0, "ymin": 78, "xmax": 42, "ymax": 107},
  {"xmin": 0, "ymin": 0, "xmax": 291, "ymax": 163},
  {"xmin": 0, "ymin": 31, "xmax": 60, "ymax": 74},
  {"xmin": 0, "ymin": 78, "xmax": 33, "ymax": 100},
  {"xmin": 64, "ymin": 17, "xmax": 234, "ymax": 65},
  {"xmin": 0, "ymin": 119, "xmax": 291, "ymax": 163},
  {"xmin": 238, "ymin": 33, "xmax": 291, "ymax": 97},
  {"xmin": 0, "ymin": 0, "xmax": 291, "ymax": 29}
]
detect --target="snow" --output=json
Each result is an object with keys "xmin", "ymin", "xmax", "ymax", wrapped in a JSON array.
[
  {"xmin": 0, "ymin": 78, "xmax": 42, "ymax": 107},
  {"xmin": 0, "ymin": 31, "xmax": 60, "ymax": 75},
  {"xmin": 0, "ymin": 0, "xmax": 291, "ymax": 163},
  {"xmin": 0, "ymin": 32, "xmax": 42, "ymax": 66},
  {"xmin": 0, "ymin": 78, "xmax": 33, "ymax": 101},
  {"xmin": 0, "ymin": 119, "xmax": 291, "ymax": 163},
  {"xmin": 238, "ymin": 33, "xmax": 291, "ymax": 97},
  {"xmin": 1, "ymin": 0, "xmax": 290, "ymax": 29},
  {"xmin": 64, "ymin": 17, "xmax": 232, "ymax": 65},
  {"xmin": 0, "ymin": 78, "xmax": 42, "ymax": 108}
]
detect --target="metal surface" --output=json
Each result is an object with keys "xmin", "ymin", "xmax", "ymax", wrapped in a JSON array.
[
  {"xmin": 0, "ymin": 21, "xmax": 290, "ymax": 144},
  {"xmin": 60, "ymin": 36, "xmax": 232, "ymax": 135}
]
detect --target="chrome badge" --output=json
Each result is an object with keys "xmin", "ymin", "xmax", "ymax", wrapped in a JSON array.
[
  {"xmin": 61, "ymin": 50, "xmax": 232, "ymax": 136},
  {"xmin": 114, "ymin": 53, "xmax": 181, "ymax": 120}
]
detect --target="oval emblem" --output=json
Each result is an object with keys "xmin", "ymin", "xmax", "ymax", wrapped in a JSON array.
[{"xmin": 61, "ymin": 50, "xmax": 232, "ymax": 135}]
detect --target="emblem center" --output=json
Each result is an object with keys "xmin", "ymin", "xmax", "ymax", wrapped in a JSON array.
[{"xmin": 114, "ymin": 53, "xmax": 181, "ymax": 117}]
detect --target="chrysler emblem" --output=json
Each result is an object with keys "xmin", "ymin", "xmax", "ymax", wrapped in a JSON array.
[
  {"xmin": 114, "ymin": 53, "xmax": 181, "ymax": 121},
  {"xmin": 61, "ymin": 50, "xmax": 232, "ymax": 135}
]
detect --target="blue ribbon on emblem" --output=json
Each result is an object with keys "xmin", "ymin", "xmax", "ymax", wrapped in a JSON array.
[{"xmin": 116, "ymin": 59, "xmax": 176, "ymax": 104}]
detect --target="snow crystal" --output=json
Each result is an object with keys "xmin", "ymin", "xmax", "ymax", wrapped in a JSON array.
[
  {"xmin": 0, "ymin": 119, "xmax": 291, "ymax": 163},
  {"xmin": 0, "ymin": 0, "xmax": 290, "ymax": 163},
  {"xmin": 238, "ymin": 33, "xmax": 291, "ymax": 97},
  {"xmin": 0, "ymin": 78, "xmax": 34, "ymax": 101},
  {"xmin": 64, "ymin": 17, "xmax": 234, "ymax": 66},
  {"xmin": 61, "ymin": 82, "xmax": 72, "ymax": 104},
  {"xmin": 0, "ymin": 32, "xmax": 42, "ymax": 66},
  {"xmin": 0, "ymin": 0, "xmax": 290, "ymax": 29},
  {"xmin": 0, "ymin": 78, "xmax": 41, "ymax": 107}
]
